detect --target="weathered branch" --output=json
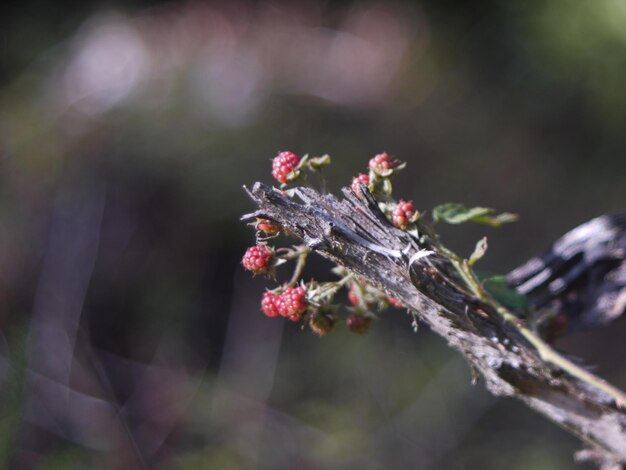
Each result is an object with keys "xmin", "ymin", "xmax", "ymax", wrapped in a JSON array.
[{"xmin": 243, "ymin": 182, "xmax": 626, "ymax": 468}]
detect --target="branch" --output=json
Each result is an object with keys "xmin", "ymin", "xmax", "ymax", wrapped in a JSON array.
[{"xmin": 242, "ymin": 182, "xmax": 626, "ymax": 468}]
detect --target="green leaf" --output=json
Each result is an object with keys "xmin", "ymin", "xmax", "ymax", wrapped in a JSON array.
[
  {"xmin": 381, "ymin": 178, "xmax": 393, "ymax": 195},
  {"xmin": 468, "ymin": 237, "xmax": 488, "ymax": 266},
  {"xmin": 491, "ymin": 212, "xmax": 519, "ymax": 225},
  {"xmin": 471, "ymin": 212, "xmax": 519, "ymax": 228},
  {"xmin": 432, "ymin": 203, "xmax": 490, "ymax": 223},
  {"xmin": 308, "ymin": 154, "xmax": 331, "ymax": 169},
  {"xmin": 395, "ymin": 161, "xmax": 407, "ymax": 172},
  {"xmin": 432, "ymin": 203, "xmax": 517, "ymax": 227},
  {"xmin": 296, "ymin": 154, "xmax": 309, "ymax": 169},
  {"xmin": 480, "ymin": 274, "xmax": 529, "ymax": 310}
]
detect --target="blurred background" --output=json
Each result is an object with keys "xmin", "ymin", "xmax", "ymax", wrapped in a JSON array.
[{"xmin": 1, "ymin": 1, "xmax": 625, "ymax": 468}]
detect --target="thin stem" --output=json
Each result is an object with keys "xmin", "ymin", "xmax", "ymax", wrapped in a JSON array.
[
  {"xmin": 287, "ymin": 249, "xmax": 309, "ymax": 287},
  {"xmin": 277, "ymin": 245, "xmax": 309, "ymax": 260},
  {"xmin": 317, "ymin": 168, "xmax": 327, "ymax": 194},
  {"xmin": 315, "ymin": 273, "xmax": 355, "ymax": 300},
  {"xmin": 296, "ymin": 173, "xmax": 315, "ymax": 190}
]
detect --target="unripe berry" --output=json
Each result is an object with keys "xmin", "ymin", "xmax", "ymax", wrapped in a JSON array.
[
  {"xmin": 272, "ymin": 151, "xmax": 301, "ymax": 184},
  {"xmin": 392, "ymin": 199, "xmax": 417, "ymax": 230},
  {"xmin": 261, "ymin": 292, "xmax": 280, "ymax": 318},
  {"xmin": 369, "ymin": 152, "xmax": 398, "ymax": 175},
  {"xmin": 351, "ymin": 173, "xmax": 370, "ymax": 195},
  {"xmin": 242, "ymin": 245, "xmax": 273, "ymax": 274},
  {"xmin": 347, "ymin": 314, "xmax": 372, "ymax": 334},
  {"xmin": 348, "ymin": 285, "xmax": 359, "ymax": 306},
  {"xmin": 256, "ymin": 218, "xmax": 280, "ymax": 236},
  {"xmin": 309, "ymin": 311, "xmax": 336, "ymax": 336},
  {"xmin": 277, "ymin": 286, "xmax": 307, "ymax": 318},
  {"xmin": 546, "ymin": 313, "xmax": 569, "ymax": 344}
]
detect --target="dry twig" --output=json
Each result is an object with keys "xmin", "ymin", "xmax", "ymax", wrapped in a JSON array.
[{"xmin": 243, "ymin": 182, "xmax": 626, "ymax": 468}]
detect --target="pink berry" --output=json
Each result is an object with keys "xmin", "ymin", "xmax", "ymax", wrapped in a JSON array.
[
  {"xmin": 272, "ymin": 151, "xmax": 301, "ymax": 184},
  {"xmin": 242, "ymin": 245, "xmax": 273, "ymax": 274},
  {"xmin": 392, "ymin": 199, "xmax": 416, "ymax": 230},
  {"xmin": 368, "ymin": 152, "xmax": 398, "ymax": 175},
  {"xmin": 347, "ymin": 314, "xmax": 372, "ymax": 334},
  {"xmin": 277, "ymin": 286, "xmax": 307, "ymax": 318},
  {"xmin": 351, "ymin": 173, "xmax": 370, "ymax": 194},
  {"xmin": 387, "ymin": 296, "xmax": 403, "ymax": 308},
  {"xmin": 261, "ymin": 292, "xmax": 280, "ymax": 318},
  {"xmin": 347, "ymin": 286, "xmax": 359, "ymax": 306},
  {"xmin": 288, "ymin": 314, "xmax": 301, "ymax": 322}
]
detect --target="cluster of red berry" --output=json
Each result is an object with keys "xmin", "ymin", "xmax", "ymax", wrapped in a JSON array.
[
  {"xmin": 241, "ymin": 151, "xmax": 409, "ymax": 336},
  {"xmin": 261, "ymin": 287, "xmax": 307, "ymax": 321}
]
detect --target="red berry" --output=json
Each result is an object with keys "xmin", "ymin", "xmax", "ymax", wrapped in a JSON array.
[
  {"xmin": 277, "ymin": 286, "xmax": 307, "ymax": 318},
  {"xmin": 347, "ymin": 314, "xmax": 372, "ymax": 334},
  {"xmin": 368, "ymin": 152, "xmax": 398, "ymax": 175},
  {"xmin": 261, "ymin": 292, "xmax": 280, "ymax": 318},
  {"xmin": 256, "ymin": 218, "xmax": 280, "ymax": 235},
  {"xmin": 242, "ymin": 245, "xmax": 273, "ymax": 274},
  {"xmin": 392, "ymin": 199, "xmax": 416, "ymax": 230},
  {"xmin": 288, "ymin": 314, "xmax": 301, "ymax": 322},
  {"xmin": 387, "ymin": 296, "xmax": 403, "ymax": 308},
  {"xmin": 351, "ymin": 173, "xmax": 370, "ymax": 194},
  {"xmin": 546, "ymin": 313, "xmax": 569, "ymax": 344},
  {"xmin": 272, "ymin": 151, "xmax": 301, "ymax": 184}
]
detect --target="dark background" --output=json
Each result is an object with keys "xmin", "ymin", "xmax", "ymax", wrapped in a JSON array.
[{"xmin": 1, "ymin": 1, "xmax": 625, "ymax": 468}]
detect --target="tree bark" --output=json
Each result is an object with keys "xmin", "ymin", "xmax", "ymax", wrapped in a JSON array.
[{"xmin": 242, "ymin": 182, "xmax": 626, "ymax": 469}]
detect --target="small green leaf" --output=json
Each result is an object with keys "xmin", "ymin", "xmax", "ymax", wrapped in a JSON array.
[
  {"xmin": 296, "ymin": 154, "xmax": 309, "ymax": 169},
  {"xmin": 381, "ymin": 178, "xmax": 393, "ymax": 195},
  {"xmin": 468, "ymin": 237, "xmax": 488, "ymax": 266},
  {"xmin": 492, "ymin": 212, "xmax": 518, "ymax": 225},
  {"xmin": 407, "ymin": 226, "xmax": 420, "ymax": 239},
  {"xmin": 395, "ymin": 161, "xmax": 407, "ymax": 172},
  {"xmin": 471, "ymin": 212, "xmax": 518, "ymax": 227},
  {"xmin": 433, "ymin": 203, "xmax": 490, "ymax": 223},
  {"xmin": 273, "ymin": 258, "xmax": 288, "ymax": 267},
  {"xmin": 432, "ymin": 203, "xmax": 517, "ymax": 227},
  {"xmin": 308, "ymin": 154, "xmax": 331, "ymax": 169}
]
